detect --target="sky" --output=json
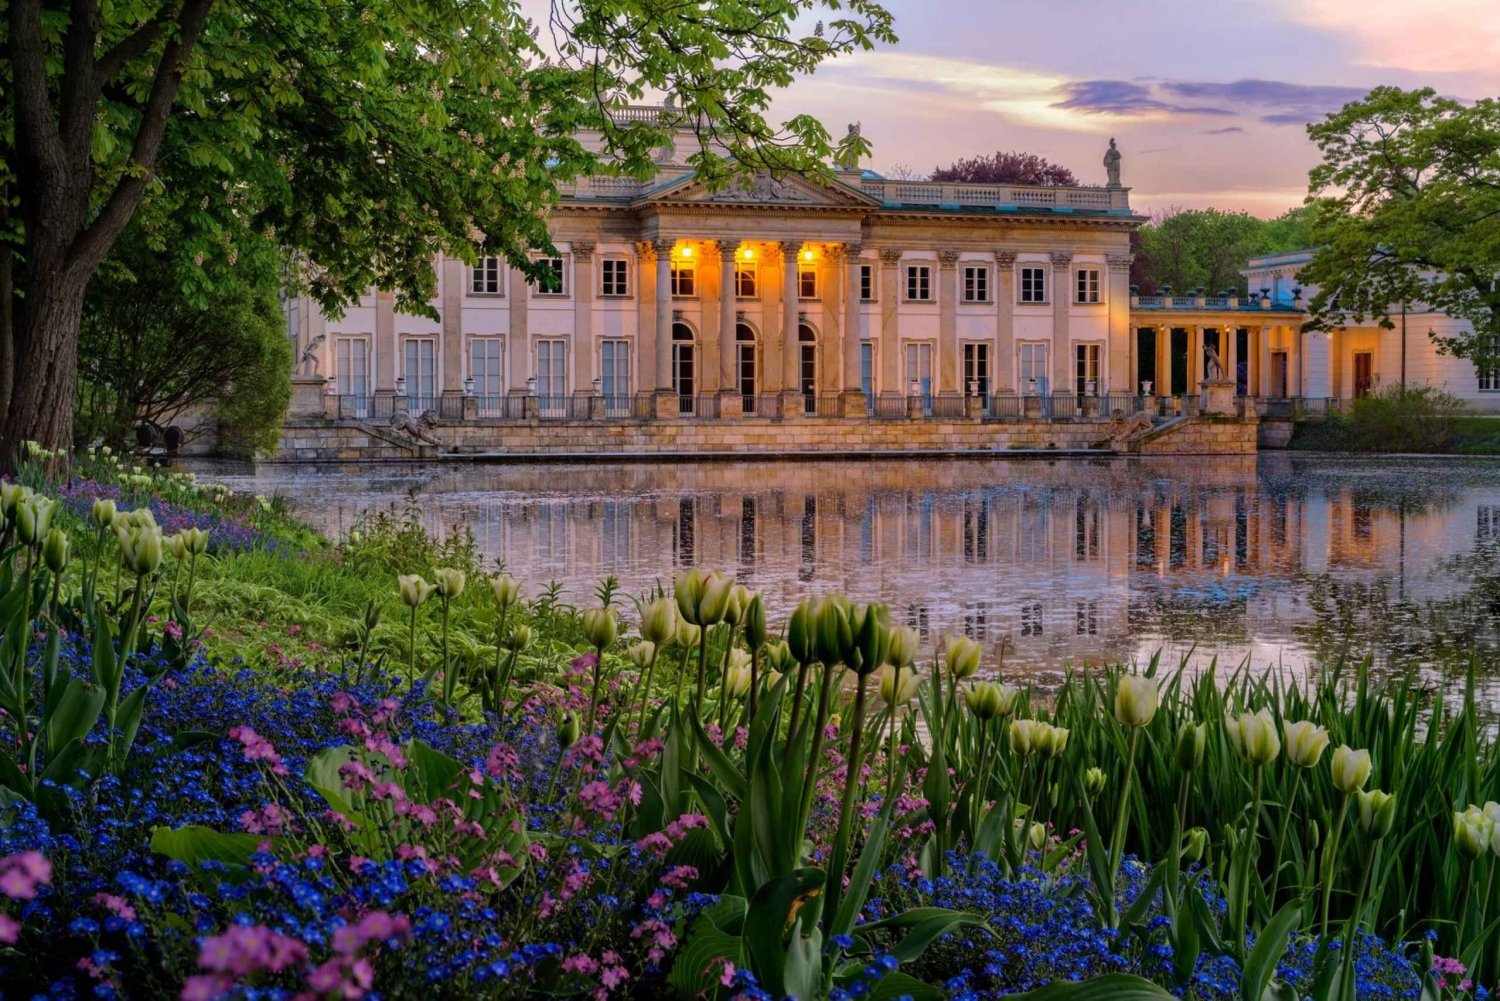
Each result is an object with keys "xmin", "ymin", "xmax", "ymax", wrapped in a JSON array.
[{"xmin": 764, "ymin": 0, "xmax": 1500, "ymax": 217}]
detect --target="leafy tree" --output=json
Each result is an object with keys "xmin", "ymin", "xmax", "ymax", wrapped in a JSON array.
[
  {"xmin": 1135, "ymin": 206, "xmax": 1315, "ymax": 295},
  {"xmin": 75, "ymin": 223, "xmax": 291, "ymax": 456},
  {"xmin": 1299, "ymin": 86, "xmax": 1500, "ymax": 368},
  {"xmin": 929, "ymin": 151, "xmax": 1077, "ymax": 186},
  {"xmin": 0, "ymin": 0, "xmax": 895, "ymax": 468}
]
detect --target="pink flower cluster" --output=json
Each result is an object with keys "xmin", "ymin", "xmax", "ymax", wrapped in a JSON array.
[
  {"xmin": 182, "ymin": 924, "xmax": 309, "ymax": 1000},
  {"xmin": 561, "ymin": 949, "xmax": 630, "ymax": 995},
  {"xmin": 227, "ymin": 727, "xmax": 289, "ymax": 776},
  {"xmin": 239, "ymin": 802, "xmax": 297, "ymax": 836},
  {"xmin": 1432, "ymin": 955, "xmax": 1473, "ymax": 992},
  {"xmin": 0, "ymin": 850, "xmax": 51, "ymax": 900}
]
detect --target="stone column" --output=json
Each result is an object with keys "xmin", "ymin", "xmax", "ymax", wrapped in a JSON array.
[
  {"xmin": 1106, "ymin": 254, "xmax": 1133, "ymax": 395},
  {"xmin": 1258, "ymin": 325, "xmax": 1272, "ymax": 396},
  {"xmin": 1303, "ymin": 327, "xmax": 1330, "ymax": 399},
  {"xmin": 1155, "ymin": 326, "xmax": 1169, "ymax": 397},
  {"xmin": 937, "ymin": 249, "xmax": 961, "ymax": 397},
  {"xmin": 374, "ymin": 289, "xmax": 397, "ymax": 396},
  {"xmin": 820, "ymin": 246, "xmax": 841, "ymax": 395},
  {"xmin": 841, "ymin": 242, "xmax": 865, "ymax": 415},
  {"xmin": 635, "ymin": 241, "xmax": 657, "ymax": 396},
  {"xmin": 1189, "ymin": 325, "xmax": 1203, "ymax": 386},
  {"xmin": 571, "ymin": 241, "xmax": 596, "ymax": 402},
  {"xmin": 780, "ymin": 240, "xmax": 802, "ymax": 413},
  {"xmin": 879, "ymin": 249, "xmax": 903, "ymax": 401},
  {"xmin": 1224, "ymin": 322, "xmax": 1238, "ymax": 394},
  {"xmin": 654, "ymin": 237, "xmax": 675, "ymax": 397},
  {"xmin": 1050, "ymin": 251, "xmax": 1073, "ymax": 396},
  {"xmin": 994, "ymin": 252, "xmax": 1016, "ymax": 393},
  {"xmin": 717, "ymin": 239, "xmax": 739, "ymax": 411},
  {"xmin": 507, "ymin": 269, "xmax": 529, "ymax": 395},
  {"xmin": 440, "ymin": 256, "xmax": 464, "ymax": 400}
]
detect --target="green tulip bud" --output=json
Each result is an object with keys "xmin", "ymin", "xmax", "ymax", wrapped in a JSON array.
[
  {"xmin": 42, "ymin": 527, "xmax": 70, "ymax": 574},
  {"xmin": 363, "ymin": 599, "xmax": 382, "ymax": 632},
  {"xmin": 964, "ymin": 681, "xmax": 1006, "ymax": 720},
  {"xmin": 1039, "ymin": 723, "xmax": 1070, "ymax": 759},
  {"xmin": 765, "ymin": 639, "xmax": 795, "ymax": 676},
  {"xmin": 434, "ymin": 567, "xmax": 467, "ymax": 600},
  {"xmin": 787, "ymin": 600, "xmax": 817, "ymax": 665},
  {"xmin": 182, "ymin": 527, "xmax": 210, "ymax": 556},
  {"xmin": 640, "ymin": 596, "xmax": 677, "ymax": 646},
  {"xmin": 743, "ymin": 593, "xmax": 767, "ymax": 650},
  {"xmin": 697, "ymin": 572, "xmax": 734, "ymax": 626},
  {"xmin": 490, "ymin": 574, "xmax": 522, "ymax": 610},
  {"xmin": 558, "ymin": 714, "xmax": 581, "ymax": 749},
  {"xmin": 91, "ymin": 498, "xmax": 117, "ymax": 530},
  {"xmin": 1456, "ymin": 806, "xmax": 1492, "ymax": 860},
  {"xmin": 16, "ymin": 495, "xmax": 55, "ymax": 546},
  {"xmin": 1010, "ymin": 718, "xmax": 1043, "ymax": 757},
  {"xmin": 398, "ymin": 574, "xmax": 437, "ymax": 608},
  {"xmin": 1083, "ymin": 766, "xmax": 1107, "ymax": 799},
  {"xmin": 165, "ymin": 532, "xmax": 189, "ymax": 561},
  {"xmin": 116, "ymin": 523, "xmax": 163, "ymax": 576},
  {"xmin": 1226, "ymin": 709, "xmax": 1280, "ymax": 766},
  {"xmin": 1183, "ymin": 827, "xmax": 1209, "ymax": 864},
  {"xmin": 1357, "ymin": 789, "xmax": 1396, "ymax": 840},
  {"xmin": 886, "ymin": 626, "xmax": 919, "ymax": 669},
  {"xmin": 851, "ymin": 604, "xmax": 890, "ymax": 676},
  {"xmin": 1114, "ymin": 674, "xmax": 1159, "ymax": 728},
  {"xmin": 722, "ymin": 584, "xmax": 750, "ymax": 627},
  {"xmin": 674, "ymin": 569, "xmax": 707, "ymax": 624},
  {"xmin": 1176, "ymin": 721, "xmax": 1207, "ymax": 772},
  {"xmin": 943, "ymin": 636, "xmax": 982, "ymax": 680},
  {"xmin": 878, "ymin": 665, "xmax": 921, "ymax": 707},
  {"xmin": 1330, "ymin": 745, "xmax": 1372, "ymax": 793},
  {"xmin": 502, "ymin": 623, "xmax": 533, "ymax": 652},
  {"xmin": 582, "ymin": 607, "xmax": 618, "ymax": 650},
  {"xmin": 1304, "ymin": 817, "xmax": 1321, "ymax": 853},
  {"xmin": 627, "ymin": 641, "xmax": 656, "ymax": 671},
  {"xmin": 1282, "ymin": 720, "xmax": 1331, "ymax": 769},
  {"xmin": 675, "ymin": 619, "xmax": 702, "ymax": 651},
  {"xmin": 0, "ymin": 482, "xmax": 30, "ymax": 523},
  {"xmin": 814, "ymin": 597, "xmax": 851, "ymax": 666},
  {"xmin": 723, "ymin": 650, "xmax": 753, "ymax": 699}
]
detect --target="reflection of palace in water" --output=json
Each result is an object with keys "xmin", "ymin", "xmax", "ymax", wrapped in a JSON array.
[{"xmin": 243, "ymin": 455, "xmax": 1500, "ymax": 677}]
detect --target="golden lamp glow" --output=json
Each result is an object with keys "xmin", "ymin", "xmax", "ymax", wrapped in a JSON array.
[
  {"xmin": 801, "ymin": 249, "xmax": 814, "ymax": 261},
  {"xmin": 741, "ymin": 248, "xmax": 754, "ymax": 260},
  {"xmin": 678, "ymin": 245, "xmax": 693, "ymax": 258}
]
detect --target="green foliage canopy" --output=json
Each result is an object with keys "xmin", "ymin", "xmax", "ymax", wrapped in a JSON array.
[
  {"xmin": 1299, "ymin": 87, "xmax": 1500, "ymax": 368},
  {"xmin": 1133, "ymin": 206, "xmax": 1315, "ymax": 296}
]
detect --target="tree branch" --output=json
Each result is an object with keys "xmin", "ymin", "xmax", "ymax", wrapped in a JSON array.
[{"xmin": 98, "ymin": 4, "xmax": 180, "ymax": 81}]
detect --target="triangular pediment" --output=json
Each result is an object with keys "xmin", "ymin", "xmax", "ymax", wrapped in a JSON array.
[{"xmin": 645, "ymin": 171, "xmax": 878, "ymax": 209}]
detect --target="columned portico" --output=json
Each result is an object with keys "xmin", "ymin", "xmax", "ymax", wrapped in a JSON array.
[
  {"xmin": 937, "ymin": 249, "xmax": 961, "ymax": 397},
  {"xmin": 653, "ymin": 238, "xmax": 674, "ymax": 394},
  {"xmin": 717, "ymin": 239, "xmax": 739, "ymax": 413},
  {"xmin": 995, "ymin": 252, "xmax": 1016, "ymax": 394},
  {"xmin": 878, "ymin": 249, "xmax": 902, "ymax": 401},
  {"xmin": 1050, "ymin": 251, "xmax": 1073, "ymax": 394},
  {"xmin": 842, "ymin": 242, "xmax": 864, "ymax": 413},
  {"xmin": 780, "ymin": 240, "xmax": 802, "ymax": 414}
]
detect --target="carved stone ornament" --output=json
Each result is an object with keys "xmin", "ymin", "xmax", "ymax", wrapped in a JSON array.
[
  {"xmin": 779, "ymin": 240, "xmax": 804, "ymax": 256},
  {"xmin": 846, "ymin": 242, "xmax": 865, "ymax": 258},
  {"xmin": 1107, "ymin": 253, "xmax": 1135, "ymax": 272},
  {"xmin": 825, "ymin": 244, "xmax": 846, "ymax": 264},
  {"xmin": 716, "ymin": 239, "xmax": 740, "ymax": 256},
  {"xmin": 1050, "ymin": 250, "xmax": 1075, "ymax": 267},
  {"xmin": 994, "ymin": 251, "xmax": 1017, "ymax": 272},
  {"xmin": 672, "ymin": 309, "xmax": 684, "ymax": 322},
  {"xmin": 571, "ymin": 240, "xmax": 596, "ymax": 262},
  {"xmin": 652, "ymin": 237, "xmax": 676, "ymax": 257},
  {"xmin": 710, "ymin": 172, "xmax": 816, "ymax": 204},
  {"xmin": 879, "ymin": 249, "xmax": 903, "ymax": 266},
  {"xmin": 634, "ymin": 240, "xmax": 657, "ymax": 262},
  {"xmin": 937, "ymin": 249, "xmax": 962, "ymax": 269}
]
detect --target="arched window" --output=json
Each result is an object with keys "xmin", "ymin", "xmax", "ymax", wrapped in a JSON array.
[
  {"xmin": 671, "ymin": 322, "xmax": 696, "ymax": 409},
  {"xmin": 797, "ymin": 323, "xmax": 817, "ymax": 413},
  {"xmin": 736, "ymin": 323, "xmax": 758, "ymax": 413}
]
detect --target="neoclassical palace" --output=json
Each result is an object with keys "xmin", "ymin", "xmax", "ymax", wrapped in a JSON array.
[{"xmin": 285, "ymin": 110, "xmax": 1309, "ymax": 425}]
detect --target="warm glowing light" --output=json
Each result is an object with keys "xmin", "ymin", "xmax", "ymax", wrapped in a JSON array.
[
  {"xmin": 679, "ymin": 245, "xmax": 693, "ymax": 258},
  {"xmin": 741, "ymin": 248, "xmax": 754, "ymax": 260},
  {"xmin": 802, "ymin": 249, "xmax": 814, "ymax": 261}
]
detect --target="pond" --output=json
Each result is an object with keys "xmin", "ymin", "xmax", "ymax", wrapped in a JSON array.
[{"xmin": 195, "ymin": 453, "xmax": 1500, "ymax": 691}]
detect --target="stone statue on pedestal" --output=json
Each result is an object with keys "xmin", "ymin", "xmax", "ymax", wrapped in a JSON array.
[
  {"xmin": 1104, "ymin": 138, "xmax": 1122, "ymax": 187},
  {"xmin": 296, "ymin": 334, "xmax": 325, "ymax": 377},
  {"xmin": 1204, "ymin": 344, "xmax": 1225, "ymax": 382}
]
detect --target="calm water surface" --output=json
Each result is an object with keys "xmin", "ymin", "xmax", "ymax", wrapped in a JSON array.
[{"xmin": 197, "ymin": 454, "xmax": 1500, "ymax": 691}]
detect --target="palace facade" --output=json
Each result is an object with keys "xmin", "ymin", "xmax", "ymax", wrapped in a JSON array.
[{"xmin": 285, "ymin": 110, "xmax": 1310, "ymax": 425}]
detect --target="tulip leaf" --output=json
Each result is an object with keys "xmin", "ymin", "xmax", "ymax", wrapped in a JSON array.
[
  {"xmin": 999, "ymin": 973, "xmax": 1178, "ymax": 999},
  {"xmin": 43, "ymin": 679, "xmax": 105, "ymax": 756},
  {"xmin": 831, "ymin": 757, "xmax": 907, "ymax": 938},
  {"xmin": 1241, "ymin": 900, "xmax": 1303, "ymax": 1001},
  {"xmin": 745, "ymin": 869, "xmax": 825, "ymax": 997},
  {"xmin": 150, "ymin": 824, "xmax": 266, "ymax": 877},
  {"xmin": 783, "ymin": 918, "xmax": 824, "ymax": 1001},
  {"xmin": 687, "ymin": 707, "xmax": 747, "ymax": 801}
]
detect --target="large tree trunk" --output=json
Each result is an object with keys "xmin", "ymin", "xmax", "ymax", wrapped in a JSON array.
[{"xmin": 0, "ymin": 269, "xmax": 90, "ymax": 462}]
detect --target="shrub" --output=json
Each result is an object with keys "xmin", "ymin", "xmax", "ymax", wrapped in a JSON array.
[{"xmin": 1347, "ymin": 385, "xmax": 1467, "ymax": 452}]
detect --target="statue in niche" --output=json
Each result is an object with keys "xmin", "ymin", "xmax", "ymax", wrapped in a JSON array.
[
  {"xmin": 1104, "ymin": 138, "xmax": 1122, "ymax": 187},
  {"xmin": 296, "ymin": 334, "xmax": 325, "ymax": 377}
]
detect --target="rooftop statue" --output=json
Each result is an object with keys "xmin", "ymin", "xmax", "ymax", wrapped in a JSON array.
[{"xmin": 1104, "ymin": 138, "xmax": 1122, "ymax": 187}]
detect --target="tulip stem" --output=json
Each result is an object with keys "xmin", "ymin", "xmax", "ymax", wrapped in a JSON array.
[
  {"xmin": 634, "ymin": 646, "xmax": 661, "ymax": 738},
  {"xmin": 1232, "ymin": 764, "xmax": 1264, "ymax": 957},
  {"xmin": 1318, "ymin": 790, "xmax": 1351, "ymax": 942},
  {"xmin": 1107, "ymin": 726, "xmax": 1140, "ymax": 907},
  {"xmin": 586, "ymin": 645, "xmax": 606, "ymax": 733},
  {"xmin": 1269, "ymin": 767, "xmax": 1304, "ymax": 907},
  {"xmin": 884, "ymin": 705, "xmax": 901, "ymax": 805},
  {"xmin": 787, "ymin": 660, "xmax": 810, "ymax": 743},
  {"xmin": 824, "ymin": 671, "xmax": 871, "ymax": 941},
  {"xmin": 407, "ymin": 605, "xmax": 418, "ymax": 686}
]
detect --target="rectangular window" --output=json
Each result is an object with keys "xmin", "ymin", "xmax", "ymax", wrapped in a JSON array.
[
  {"xmin": 860, "ymin": 264, "xmax": 875, "ymax": 301},
  {"xmin": 1019, "ymin": 342, "xmax": 1048, "ymax": 393},
  {"xmin": 1076, "ymin": 268, "xmax": 1101, "ymax": 304},
  {"xmin": 601, "ymin": 340, "xmax": 631, "ymax": 413},
  {"xmin": 735, "ymin": 265, "xmax": 758, "ymax": 299},
  {"xmin": 1479, "ymin": 336, "xmax": 1500, "ymax": 390},
  {"xmin": 905, "ymin": 265, "xmax": 932, "ymax": 302},
  {"xmin": 798, "ymin": 266, "xmax": 818, "ymax": 299},
  {"xmin": 537, "ymin": 340, "xmax": 567, "ymax": 412},
  {"xmin": 471, "ymin": 257, "xmax": 502, "ymax": 295},
  {"xmin": 469, "ymin": 338, "xmax": 503, "ymax": 397},
  {"xmin": 334, "ymin": 337, "xmax": 369, "ymax": 398},
  {"xmin": 1020, "ymin": 266, "xmax": 1047, "ymax": 303},
  {"xmin": 600, "ymin": 258, "xmax": 629, "ymax": 297},
  {"xmin": 962, "ymin": 265, "xmax": 989, "ymax": 303},
  {"xmin": 671, "ymin": 263, "xmax": 696, "ymax": 297},
  {"xmin": 402, "ymin": 338, "xmax": 436, "ymax": 406},
  {"xmin": 533, "ymin": 256, "xmax": 566, "ymax": 296}
]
